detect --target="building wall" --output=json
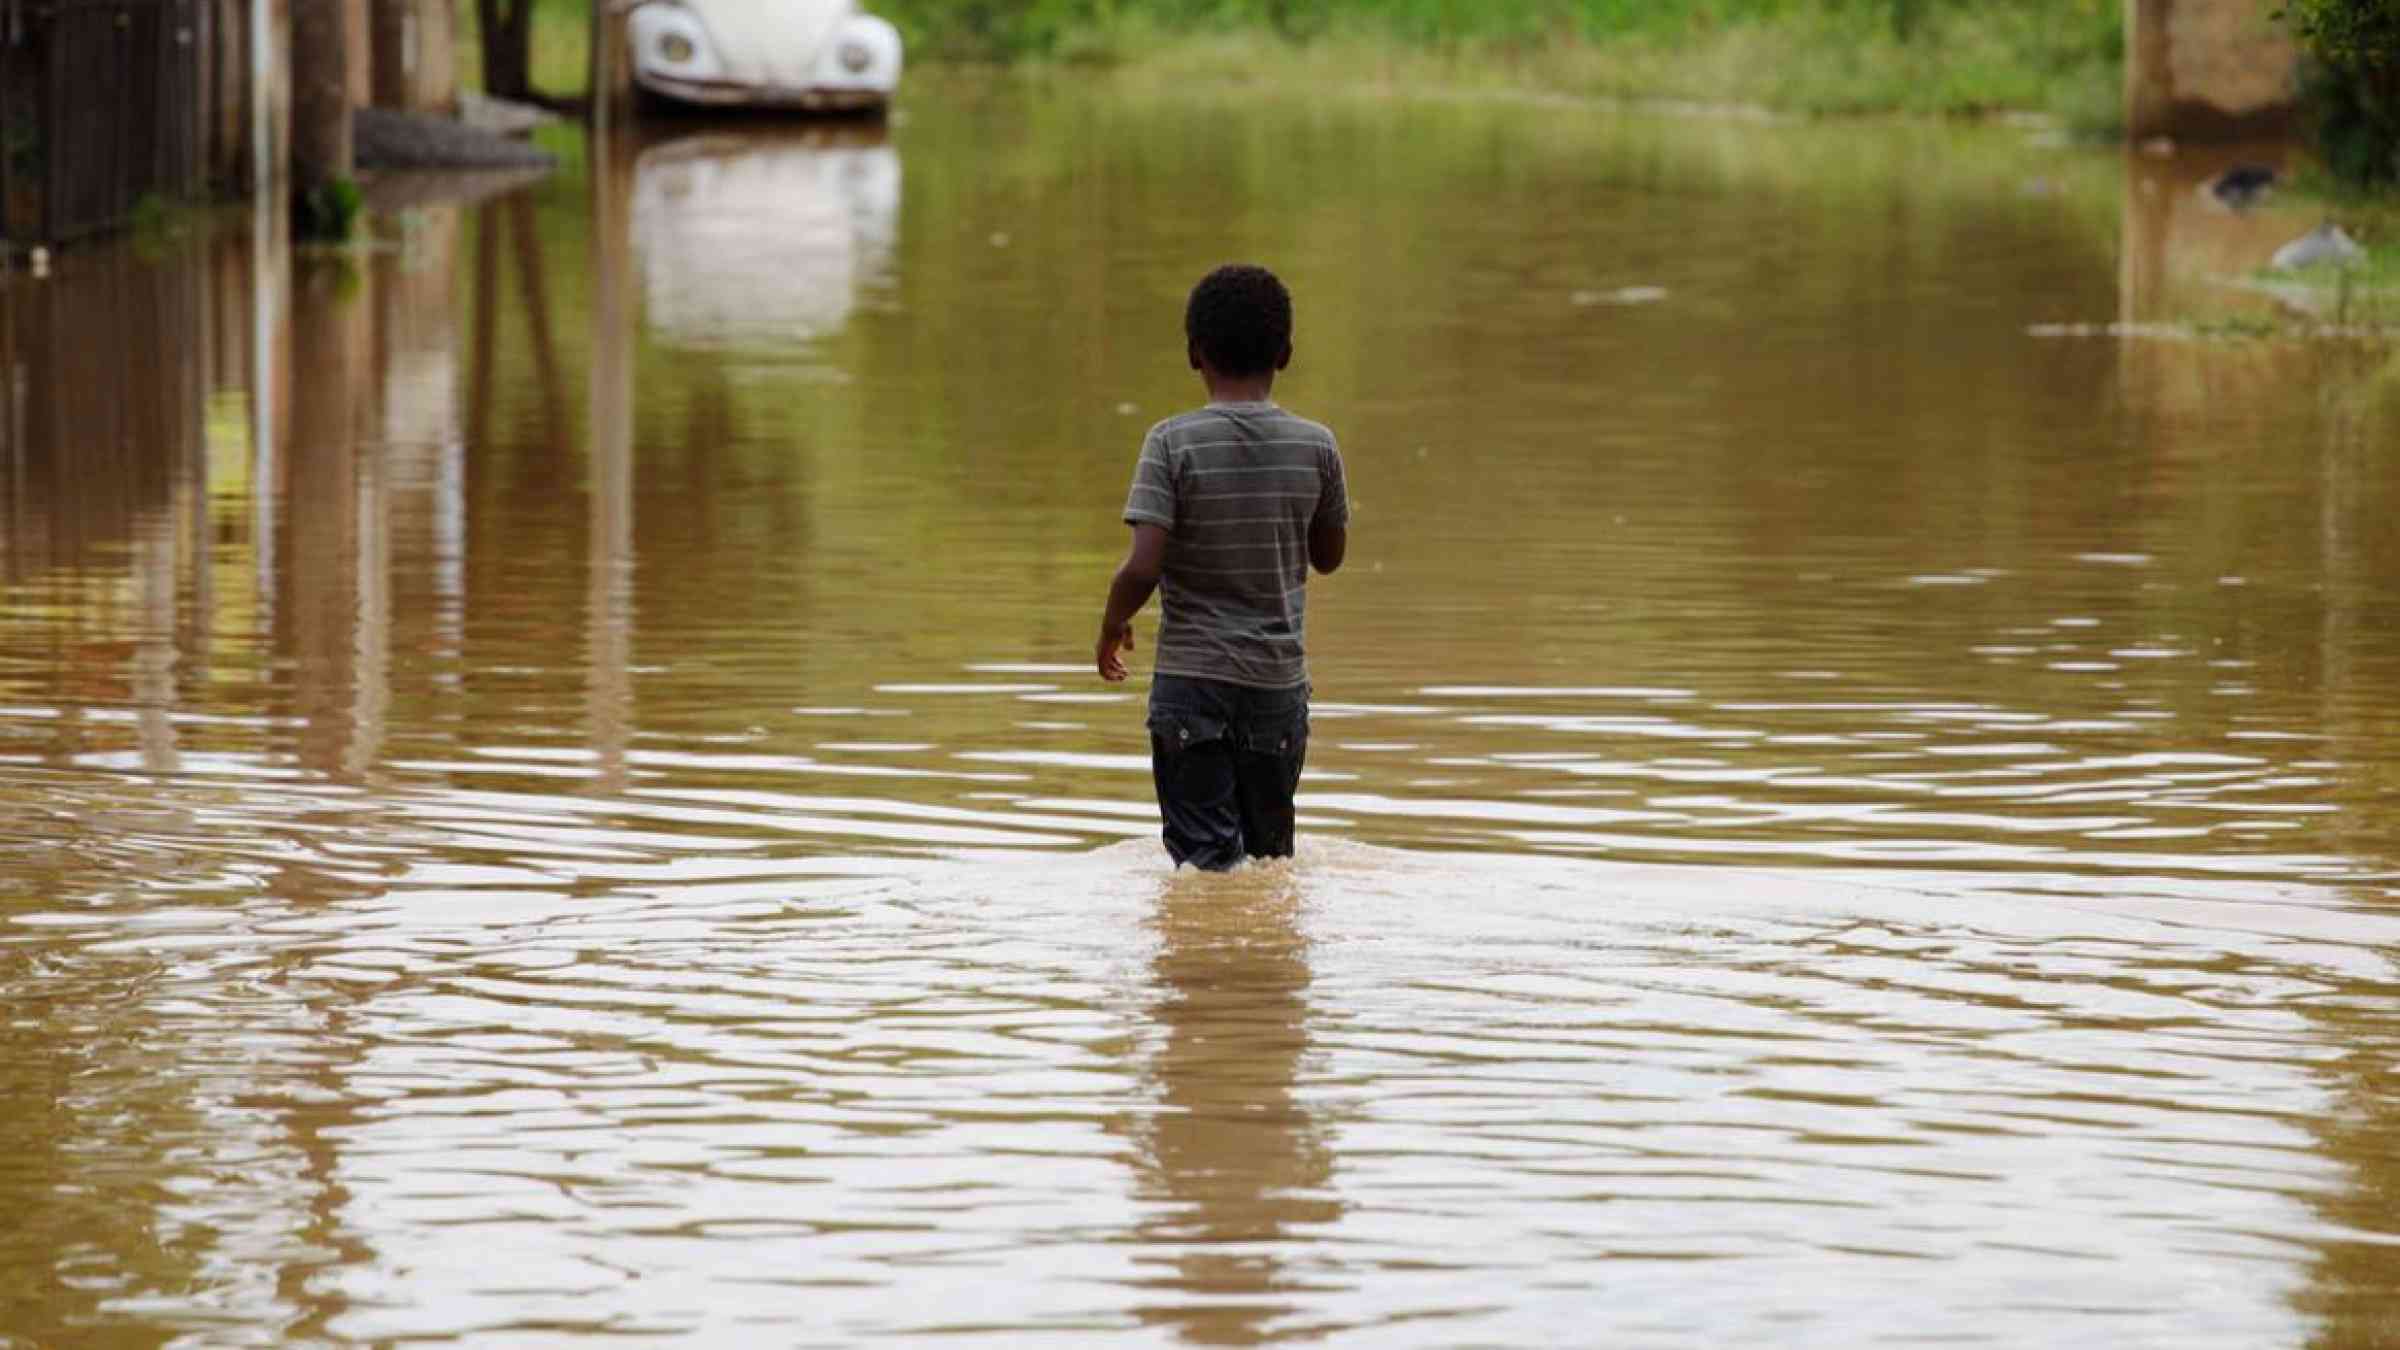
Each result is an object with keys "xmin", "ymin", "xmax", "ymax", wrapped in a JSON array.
[{"xmin": 2127, "ymin": 0, "xmax": 2300, "ymax": 140}]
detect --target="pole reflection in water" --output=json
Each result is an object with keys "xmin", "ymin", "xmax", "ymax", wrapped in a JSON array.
[
  {"xmin": 285, "ymin": 258, "xmax": 383, "ymax": 780},
  {"xmin": 0, "ymin": 234, "xmax": 207, "ymax": 770},
  {"xmin": 252, "ymin": 188, "xmax": 286, "ymax": 643},
  {"xmin": 1126, "ymin": 868, "xmax": 1341, "ymax": 1346},
  {"xmin": 0, "ymin": 214, "xmax": 265, "ymax": 1344},
  {"xmin": 590, "ymin": 126, "xmax": 638, "ymax": 794},
  {"xmin": 369, "ymin": 189, "xmax": 473, "ymax": 712}
]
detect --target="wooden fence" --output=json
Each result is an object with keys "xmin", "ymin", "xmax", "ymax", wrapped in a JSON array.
[{"xmin": 2, "ymin": 0, "xmax": 218, "ymax": 244}]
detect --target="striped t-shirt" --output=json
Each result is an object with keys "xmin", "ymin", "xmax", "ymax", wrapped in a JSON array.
[{"xmin": 1121, "ymin": 401, "xmax": 1350, "ymax": 689}]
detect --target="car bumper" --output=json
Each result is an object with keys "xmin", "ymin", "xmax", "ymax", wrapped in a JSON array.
[{"xmin": 637, "ymin": 73, "xmax": 892, "ymax": 111}]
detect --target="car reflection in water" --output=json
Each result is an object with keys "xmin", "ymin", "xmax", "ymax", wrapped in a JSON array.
[{"xmin": 631, "ymin": 126, "xmax": 899, "ymax": 351}]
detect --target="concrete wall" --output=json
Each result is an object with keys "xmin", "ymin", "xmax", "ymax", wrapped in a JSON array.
[{"xmin": 2127, "ymin": 0, "xmax": 2300, "ymax": 141}]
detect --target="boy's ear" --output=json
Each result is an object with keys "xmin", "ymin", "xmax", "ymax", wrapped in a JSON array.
[
  {"xmin": 1276, "ymin": 341, "xmax": 1293, "ymax": 372},
  {"xmin": 1189, "ymin": 341, "xmax": 1204, "ymax": 372}
]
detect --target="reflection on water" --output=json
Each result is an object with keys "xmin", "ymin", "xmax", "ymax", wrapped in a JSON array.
[
  {"xmin": 633, "ymin": 126, "xmax": 899, "ymax": 349},
  {"xmin": 1125, "ymin": 869, "xmax": 1337, "ymax": 1345},
  {"xmin": 3, "ymin": 86, "xmax": 2400, "ymax": 1343}
]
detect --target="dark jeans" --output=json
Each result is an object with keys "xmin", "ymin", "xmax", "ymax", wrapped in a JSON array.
[{"xmin": 1147, "ymin": 674, "xmax": 1310, "ymax": 871}]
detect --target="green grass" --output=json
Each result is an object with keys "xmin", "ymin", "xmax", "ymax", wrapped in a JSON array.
[
  {"xmin": 2258, "ymin": 182, "xmax": 2400, "ymax": 327},
  {"xmin": 1065, "ymin": 11, "xmax": 2120, "ymax": 128},
  {"xmin": 879, "ymin": 0, "xmax": 2126, "ymax": 127},
  {"xmin": 2207, "ymin": 226, "xmax": 2400, "ymax": 337},
  {"xmin": 463, "ymin": 0, "xmax": 2123, "ymax": 129}
]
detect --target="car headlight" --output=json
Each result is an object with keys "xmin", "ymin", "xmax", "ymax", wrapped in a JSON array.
[
  {"xmin": 658, "ymin": 31, "xmax": 694, "ymax": 63},
  {"xmin": 838, "ymin": 39, "xmax": 873, "ymax": 74}
]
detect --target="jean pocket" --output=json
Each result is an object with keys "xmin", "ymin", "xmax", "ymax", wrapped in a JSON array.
[
  {"xmin": 1237, "ymin": 705, "xmax": 1308, "ymax": 758},
  {"xmin": 1147, "ymin": 706, "xmax": 1230, "ymax": 752}
]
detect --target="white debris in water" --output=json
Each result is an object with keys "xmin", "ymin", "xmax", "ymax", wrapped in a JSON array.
[
  {"xmin": 1114, "ymin": 402, "xmax": 1139, "ymax": 416},
  {"xmin": 458, "ymin": 91, "xmax": 561, "ymax": 137},
  {"xmin": 2026, "ymin": 321, "xmax": 2196, "ymax": 340},
  {"xmin": 2270, "ymin": 223, "xmax": 2366, "ymax": 272},
  {"xmin": 989, "ymin": 232, "xmax": 1012, "ymax": 248},
  {"xmin": 1571, "ymin": 285, "xmax": 1668, "ymax": 307}
]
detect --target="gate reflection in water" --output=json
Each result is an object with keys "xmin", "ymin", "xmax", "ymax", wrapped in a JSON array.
[{"xmin": 2, "ymin": 87, "xmax": 2400, "ymax": 1345}]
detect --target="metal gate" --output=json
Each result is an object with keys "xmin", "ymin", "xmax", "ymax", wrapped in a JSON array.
[{"xmin": 1, "ymin": 0, "xmax": 203, "ymax": 245}]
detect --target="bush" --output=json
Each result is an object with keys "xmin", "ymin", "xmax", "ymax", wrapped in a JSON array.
[
  {"xmin": 2277, "ymin": 0, "xmax": 2400, "ymax": 189},
  {"xmin": 294, "ymin": 177, "xmax": 366, "ymax": 243}
]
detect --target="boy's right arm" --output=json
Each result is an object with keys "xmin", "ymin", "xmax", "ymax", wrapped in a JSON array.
[
  {"xmin": 1105, "ymin": 430, "xmax": 1177, "ymax": 680},
  {"xmin": 1097, "ymin": 524, "xmax": 1169, "ymax": 681}
]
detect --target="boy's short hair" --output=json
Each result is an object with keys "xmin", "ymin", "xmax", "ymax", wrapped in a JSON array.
[{"xmin": 1185, "ymin": 264, "xmax": 1292, "ymax": 377}]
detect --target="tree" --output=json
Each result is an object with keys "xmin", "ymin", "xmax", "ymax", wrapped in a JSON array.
[
  {"xmin": 477, "ymin": 0, "xmax": 538, "ymax": 102},
  {"xmin": 2276, "ymin": 0, "xmax": 2400, "ymax": 188},
  {"xmin": 292, "ymin": 0, "xmax": 358, "ymax": 238}
]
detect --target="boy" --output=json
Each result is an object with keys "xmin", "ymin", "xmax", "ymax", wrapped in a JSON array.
[{"xmin": 1095, "ymin": 264, "xmax": 1350, "ymax": 871}]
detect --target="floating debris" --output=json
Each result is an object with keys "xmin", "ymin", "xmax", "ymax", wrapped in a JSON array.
[
  {"xmin": 1570, "ymin": 285, "xmax": 1668, "ymax": 307},
  {"xmin": 458, "ymin": 92, "xmax": 561, "ymax": 138},
  {"xmin": 2202, "ymin": 163, "xmax": 2277, "ymax": 210},
  {"xmin": 2269, "ymin": 223, "xmax": 2365, "ymax": 272},
  {"xmin": 2025, "ymin": 321, "xmax": 2195, "ymax": 341},
  {"xmin": 2028, "ymin": 315, "xmax": 2398, "ymax": 342}
]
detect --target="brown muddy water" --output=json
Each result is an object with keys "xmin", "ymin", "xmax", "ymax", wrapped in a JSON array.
[{"xmin": 4, "ymin": 83, "xmax": 2400, "ymax": 1345}]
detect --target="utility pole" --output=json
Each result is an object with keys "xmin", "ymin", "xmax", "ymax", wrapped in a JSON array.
[
  {"xmin": 588, "ymin": 0, "xmax": 631, "ymax": 130},
  {"xmin": 291, "ymin": 0, "xmax": 354, "ymax": 198}
]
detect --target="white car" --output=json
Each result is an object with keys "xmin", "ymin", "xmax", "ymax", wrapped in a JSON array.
[{"xmin": 629, "ymin": 0, "xmax": 902, "ymax": 113}]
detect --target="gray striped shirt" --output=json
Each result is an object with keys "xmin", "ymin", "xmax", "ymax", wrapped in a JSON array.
[{"xmin": 1121, "ymin": 401, "xmax": 1350, "ymax": 689}]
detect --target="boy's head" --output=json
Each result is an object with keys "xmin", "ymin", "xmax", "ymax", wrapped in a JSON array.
[{"xmin": 1185, "ymin": 264, "xmax": 1293, "ymax": 378}]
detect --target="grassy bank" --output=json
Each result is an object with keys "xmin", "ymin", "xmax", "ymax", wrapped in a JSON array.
[
  {"xmin": 475, "ymin": 0, "xmax": 2123, "ymax": 129},
  {"xmin": 892, "ymin": 0, "xmax": 2124, "ymax": 127}
]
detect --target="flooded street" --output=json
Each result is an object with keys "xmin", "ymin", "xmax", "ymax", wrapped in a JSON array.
[{"xmin": 5, "ymin": 82, "xmax": 2400, "ymax": 1343}]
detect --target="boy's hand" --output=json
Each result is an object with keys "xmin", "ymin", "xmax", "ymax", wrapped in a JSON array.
[
  {"xmin": 1097, "ymin": 525, "xmax": 1165, "ymax": 682},
  {"xmin": 1097, "ymin": 620, "xmax": 1135, "ymax": 682}
]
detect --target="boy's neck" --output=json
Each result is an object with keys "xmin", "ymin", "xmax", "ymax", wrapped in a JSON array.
[{"xmin": 1202, "ymin": 372, "xmax": 1277, "ymax": 405}]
